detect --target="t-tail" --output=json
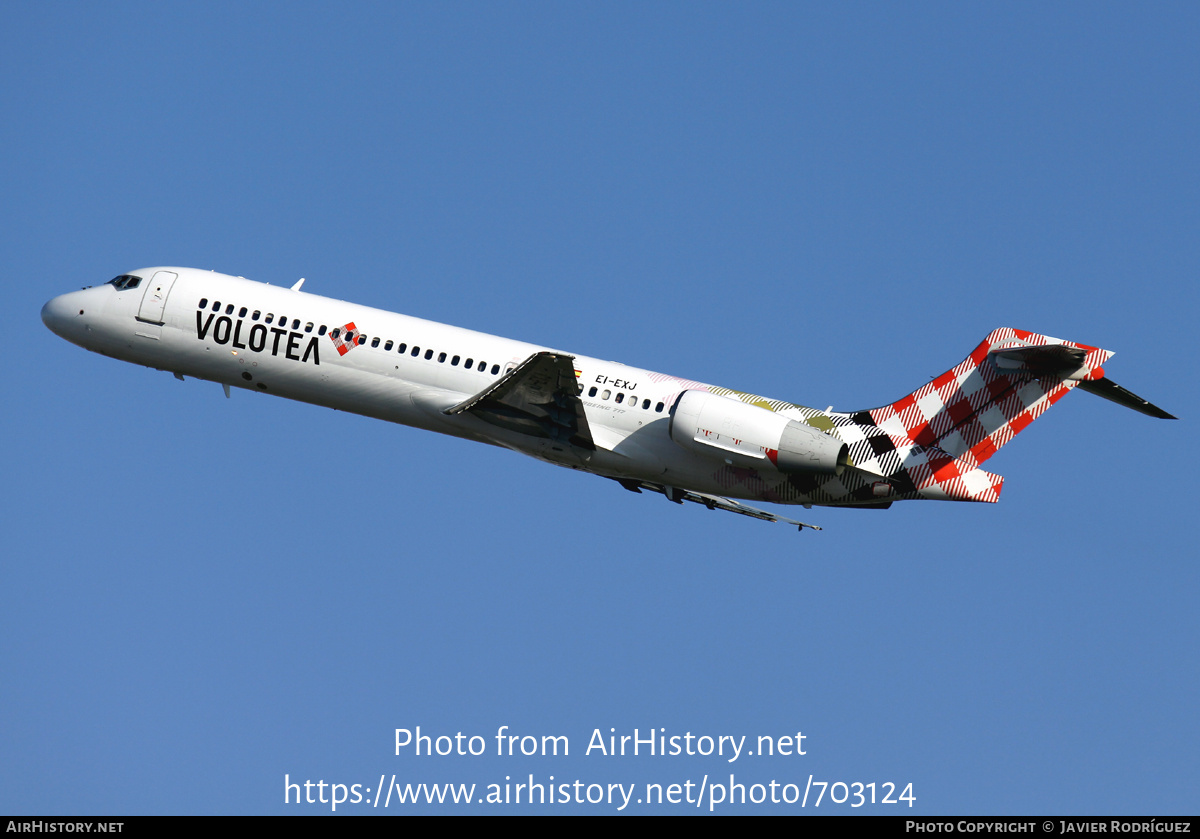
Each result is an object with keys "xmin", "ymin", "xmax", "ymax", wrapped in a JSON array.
[{"xmin": 844, "ymin": 328, "xmax": 1175, "ymax": 504}]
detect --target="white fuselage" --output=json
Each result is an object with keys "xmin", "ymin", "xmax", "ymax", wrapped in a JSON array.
[{"xmin": 43, "ymin": 267, "xmax": 850, "ymax": 505}]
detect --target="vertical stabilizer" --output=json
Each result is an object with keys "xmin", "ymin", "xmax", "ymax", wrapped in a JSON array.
[{"xmin": 846, "ymin": 329, "xmax": 1116, "ymax": 503}]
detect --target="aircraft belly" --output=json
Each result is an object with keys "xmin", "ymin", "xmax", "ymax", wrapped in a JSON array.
[
  {"xmin": 148, "ymin": 320, "xmax": 443, "ymax": 430},
  {"xmin": 591, "ymin": 435, "xmax": 898, "ymax": 507}
]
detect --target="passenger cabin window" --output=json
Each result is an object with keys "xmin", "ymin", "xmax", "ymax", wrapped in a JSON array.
[
  {"xmin": 357, "ymin": 335, "xmax": 367, "ymax": 345},
  {"xmin": 292, "ymin": 319, "xmax": 300, "ymax": 329},
  {"xmin": 438, "ymin": 352, "xmax": 446, "ymax": 363},
  {"xmin": 239, "ymin": 307, "xmax": 248, "ymax": 317},
  {"xmin": 602, "ymin": 390, "xmax": 611, "ymax": 400},
  {"xmin": 225, "ymin": 304, "xmax": 234, "ymax": 315},
  {"xmin": 655, "ymin": 402, "xmax": 664, "ymax": 412},
  {"xmin": 588, "ymin": 386, "xmax": 598, "ymax": 397},
  {"xmin": 411, "ymin": 346, "xmax": 420, "ymax": 356},
  {"xmin": 384, "ymin": 340, "xmax": 393, "ymax": 351},
  {"xmin": 252, "ymin": 310, "xmax": 261, "ymax": 321},
  {"xmin": 477, "ymin": 361, "xmax": 486, "ymax": 372},
  {"xmin": 318, "ymin": 325, "xmax": 326, "ymax": 335},
  {"xmin": 371, "ymin": 337, "xmax": 380, "ymax": 348},
  {"xmin": 424, "ymin": 349, "xmax": 433, "ymax": 360},
  {"xmin": 266, "ymin": 313, "xmax": 274, "ymax": 323},
  {"xmin": 465, "ymin": 358, "xmax": 473, "ymax": 368},
  {"xmin": 397, "ymin": 343, "xmax": 407, "ymax": 353},
  {"xmin": 491, "ymin": 364, "xmax": 500, "ymax": 375},
  {"xmin": 451, "ymin": 355, "xmax": 460, "ymax": 366},
  {"xmin": 306, "ymin": 322, "xmax": 314, "ymax": 333},
  {"xmin": 213, "ymin": 301, "xmax": 222, "ymax": 311},
  {"xmin": 615, "ymin": 393, "xmax": 624, "ymax": 404},
  {"xmin": 199, "ymin": 297, "xmax": 208, "ymax": 308},
  {"xmin": 330, "ymin": 327, "xmax": 339, "ymax": 339}
]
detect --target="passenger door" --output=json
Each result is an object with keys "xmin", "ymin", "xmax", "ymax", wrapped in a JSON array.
[{"xmin": 136, "ymin": 271, "xmax": 178, "ymax": 324}]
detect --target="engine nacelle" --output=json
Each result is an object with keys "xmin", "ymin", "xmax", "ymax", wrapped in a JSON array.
[{"xmin": 669, "ymin": 390, "xmax": 849, "ymax": 476}]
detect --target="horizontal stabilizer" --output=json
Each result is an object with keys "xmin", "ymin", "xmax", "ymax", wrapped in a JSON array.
[
  {"xmin": 989, "ymin": 344, "xmax": 1090, "ymax": 378},
  {"xmin": 1076, "ymin": 377, "xmax": 1177, "ymax": 419}
]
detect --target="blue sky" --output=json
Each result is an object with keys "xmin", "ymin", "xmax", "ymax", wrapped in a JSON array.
[{"xmin": 3, "ymin": 2, "xmax": 1197, "ymax": 814}]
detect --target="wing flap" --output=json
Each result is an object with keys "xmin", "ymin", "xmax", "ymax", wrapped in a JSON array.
[{"xmin": 617, "ymin": 479, "xmax": 822, "ymax": 532}]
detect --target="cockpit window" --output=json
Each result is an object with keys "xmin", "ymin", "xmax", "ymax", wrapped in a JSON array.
[{"xmin": 107, "ymin": 274, "xmax": 143, "ymax": 290}]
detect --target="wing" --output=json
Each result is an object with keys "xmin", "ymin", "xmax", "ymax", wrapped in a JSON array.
[
  {"xmin": 444, "ymin": 351, "xmax": 595, "ymax": 449},
  {"xmin": 615, "ymin": 479, "xmax": 824, "ymax": 532}
]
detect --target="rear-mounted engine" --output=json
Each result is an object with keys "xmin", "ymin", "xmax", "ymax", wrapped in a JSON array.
[{"xmin": 668, "ymin": 391, "xmax": 849, "ymax": 476}]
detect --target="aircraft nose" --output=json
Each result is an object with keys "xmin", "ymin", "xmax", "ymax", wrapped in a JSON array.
[{"xmin": 41, "ymin": 291, "xmax": 86, "ymax": 339}]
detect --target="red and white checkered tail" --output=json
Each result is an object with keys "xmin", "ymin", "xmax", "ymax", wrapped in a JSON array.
[
  {"xmin": 844, "ymin": 329, "xmax": 1173, "ymax": 504},
  {"xmin": 872, "ymin": 328, "xmax": 1116, "ymax": 464},
  {"xmin": 847, "ymin": 329, "xmax": 1112, "ymax": 503}
]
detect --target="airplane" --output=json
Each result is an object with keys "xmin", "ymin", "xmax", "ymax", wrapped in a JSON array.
[{"xmin": 41, "ymin": 267, "xmax": 1175, "ymax": 532}]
